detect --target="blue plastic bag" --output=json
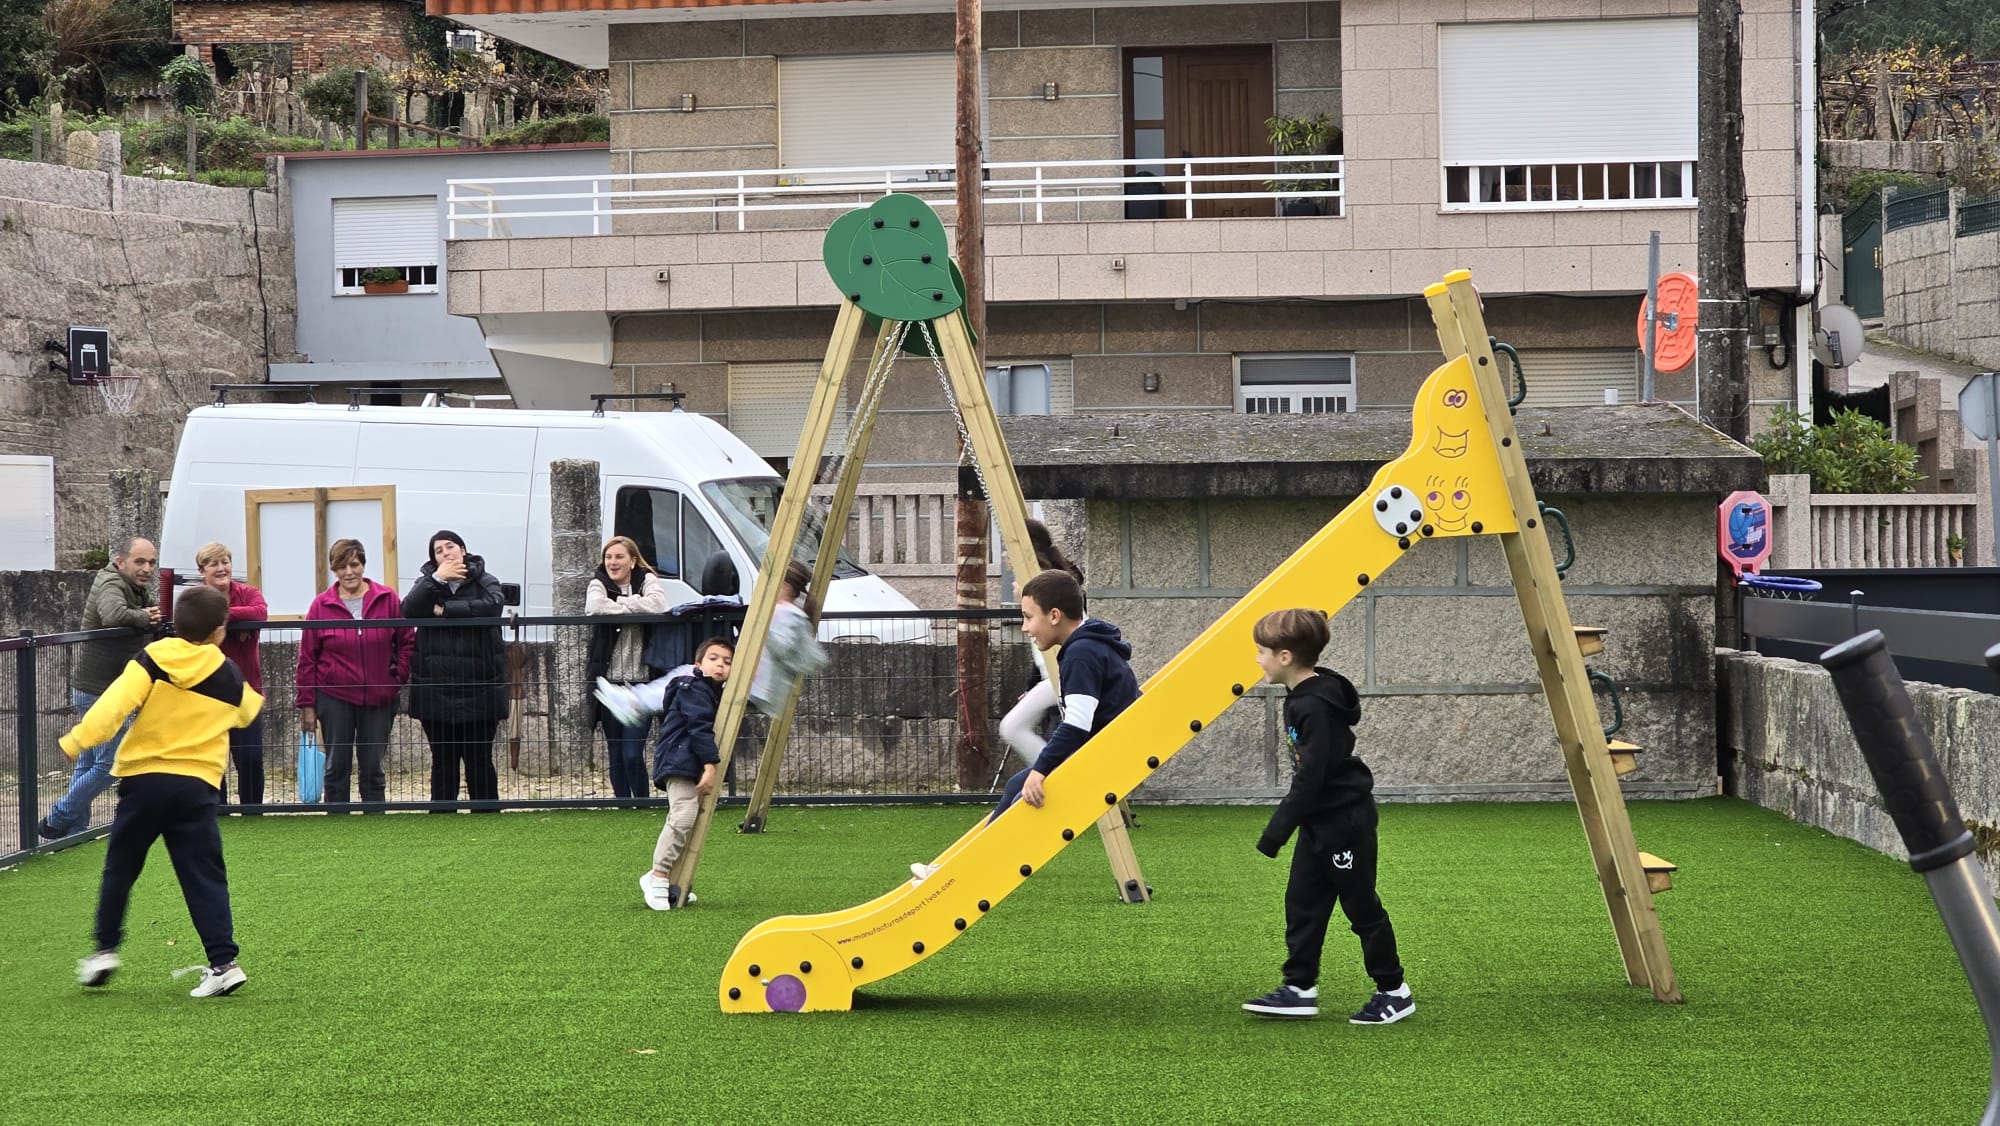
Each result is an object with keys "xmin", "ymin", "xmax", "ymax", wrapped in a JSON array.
[{"xmin": 297, "ymin": 731, "xmax": 325, "ymax": 804}]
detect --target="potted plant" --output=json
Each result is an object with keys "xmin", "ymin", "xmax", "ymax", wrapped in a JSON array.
[
  {"xmin": 360, "ymin": 267, "xmax": 409, "ymax": 295},
  {"xmin": 1265, "ymin": 113, "xmax": 1339, "ymax": 217}
]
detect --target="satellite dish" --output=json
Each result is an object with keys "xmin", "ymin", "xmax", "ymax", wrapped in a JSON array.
[
  {"xmin": 1812, "ymin": 304, "xmax": 1866, "ymax": 369},
  {"xmin": 1637, "ymin": 272, "xmax": 1699, "ymax": 373}
]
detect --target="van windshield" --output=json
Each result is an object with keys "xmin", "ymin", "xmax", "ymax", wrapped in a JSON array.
[{"xmin": 701, "ymin": 478, "xmax": 867, "ymax": 579}]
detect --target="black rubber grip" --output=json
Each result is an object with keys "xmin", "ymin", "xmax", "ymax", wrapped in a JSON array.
[{"xmin": 1821, "ymin": 631, "xmax": 1973, "ymax": 874}]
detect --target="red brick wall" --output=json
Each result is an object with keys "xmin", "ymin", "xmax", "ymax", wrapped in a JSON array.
[{"xmin": 171, "ymin": 1, "xmax": 414, "ymax": 74}]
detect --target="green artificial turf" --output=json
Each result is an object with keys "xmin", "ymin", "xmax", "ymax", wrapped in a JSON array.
[{"xmin": 0, "ymin": 798, "xmax": 1985, "ymax": 1124}]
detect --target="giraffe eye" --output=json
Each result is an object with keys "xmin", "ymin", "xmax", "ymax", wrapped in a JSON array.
[
  {"xmin": 1453, "ymin": 491, "xmax": 1466, "ymax": 502},
  {"xmin": 1428, "ymin": 492, "xmax": 1440, "ymax": 502}
]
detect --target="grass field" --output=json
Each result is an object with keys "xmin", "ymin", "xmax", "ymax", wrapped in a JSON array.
[{"xmin": 0, "ymin": 798, "xmax": 1986, "ymax": 1124}]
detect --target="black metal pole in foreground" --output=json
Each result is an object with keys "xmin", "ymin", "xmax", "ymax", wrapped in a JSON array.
[{"xmin": 1820, "ymin": 630, "xmax": 2000, "ymax": 1126}]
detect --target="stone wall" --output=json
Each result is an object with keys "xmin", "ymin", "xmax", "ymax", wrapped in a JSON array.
[
  {"xmin": 0, "ymin": 144, "xmax": 298, "ymax": 564},
  {"xmin": 1087, "ymin": 493, "xmax": 1721, "ymax": 804},
  {"xmin": 1880, "ymin": 187, "xmax": 2000, "ymax": 370},
  {"xmin": 1719, "ymin": 647, "xmax": 2000, "ymax": 862}
]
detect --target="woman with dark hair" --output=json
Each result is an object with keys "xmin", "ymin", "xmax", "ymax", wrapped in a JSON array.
[
  {"xmin": 402, "ymin": 530, "xmax": 508, "ymax": 807},
  {"xmin": 586, "ymin": 535, "xmax": 668, "ymax": 798},
  {"xmin": 999, "ymin": 518, "xmax": 1086, "ymax": 766}
]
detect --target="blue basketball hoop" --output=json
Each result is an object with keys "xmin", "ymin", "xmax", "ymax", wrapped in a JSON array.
[{"xmin": 1739, "ymin": 572, "xmax": 1822, "ymax": 598}]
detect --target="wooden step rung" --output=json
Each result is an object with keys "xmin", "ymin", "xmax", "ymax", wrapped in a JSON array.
[
  {"xmin": 1573, "ymin": 626, "xmax": 1607, "ymax": 657},
  {"xmin": 1607, "ymin": 739, "xmax": 1642, "ymax": 776},
  {"xmin": 1638, "ymin": 851, "xmax": 1677, "ymax": 893}
]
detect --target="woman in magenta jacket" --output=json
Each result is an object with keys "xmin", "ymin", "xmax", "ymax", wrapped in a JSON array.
[
  {"xmin": 296, "ymin": 538, "xmax": 414, "ymax": 806},
  {"xmin": 197, "ymin": 541, "xmax": 269, "ymax": 807}
]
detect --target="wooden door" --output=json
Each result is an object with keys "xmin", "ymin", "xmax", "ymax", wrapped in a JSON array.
[{"xmin": 1128, "ymin": 48, "xmax": 1274, "ymax": 219}]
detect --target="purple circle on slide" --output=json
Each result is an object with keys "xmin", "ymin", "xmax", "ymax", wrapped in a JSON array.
[{"xmin": 767, "ymin": 975, "xmax": 807, "ymax": 1012}]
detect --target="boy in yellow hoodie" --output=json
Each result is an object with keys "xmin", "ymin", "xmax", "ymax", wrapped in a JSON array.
[{"xmin": 65, "ymin": 584, "xmax": 263, "ymax": 998}]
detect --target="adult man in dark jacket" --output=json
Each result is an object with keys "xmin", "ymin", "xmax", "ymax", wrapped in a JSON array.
[
  {"xmin": 41, "ymin": 538, "xmax": 160, "ymax": 839},
  {"xmin": 401, "ymin": 530, "xmax": 508, "ymax": 806}
]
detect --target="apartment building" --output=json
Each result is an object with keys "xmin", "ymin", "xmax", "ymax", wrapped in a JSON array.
[{"xmin": 431, "ymin": 0, "xmax": 1811, "ymax": 486}]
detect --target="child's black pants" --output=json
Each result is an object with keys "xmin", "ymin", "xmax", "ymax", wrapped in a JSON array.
[
  {"xmin": 94, "ymin": 773, "xmax": 237, "ymax": 966},
  {"xmin": 1282, "ymin": 822, "xmax": 1402, "ymax": 993}
]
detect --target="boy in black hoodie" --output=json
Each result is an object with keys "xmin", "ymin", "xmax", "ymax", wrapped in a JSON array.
[
  {"xmin": 1242, "ymin": 608, "xmax": 1412, "ymax": 1024},
  {"xmin": 909, "ymin": 569, "xmax": 1138, "ymax": 882},
  {"xmin": 636, "ymin": 636, "xmax": 732, "ymax": 911}
]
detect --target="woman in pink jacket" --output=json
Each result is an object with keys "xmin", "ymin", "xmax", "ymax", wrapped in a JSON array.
[{"xmin": 296, "ymin": 538, "xmax": 414, "ymax": 806}]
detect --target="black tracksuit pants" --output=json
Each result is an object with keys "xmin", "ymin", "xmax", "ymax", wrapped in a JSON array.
[
  {"xmin": 94, "ymin": 773, "xmax": 238, "ymax": 966},
  {"xmin": 421, "ymin": 717, "xmax": 499, "ymax": 805},
  {"xmin": 1282, "ymin": 822, "xmax": 1403, "ymax": 993}
]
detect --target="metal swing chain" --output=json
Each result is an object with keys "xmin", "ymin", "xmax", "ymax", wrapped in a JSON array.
[
  {"xmin": 814, "ymin": 318, "xmax": 910, "ymax": 492},
  {"xmin": 918, "ymin": 318, "xmax": 995, "ymax": 506}
]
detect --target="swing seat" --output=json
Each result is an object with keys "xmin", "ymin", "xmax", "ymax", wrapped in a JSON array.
[
  {"xmin": 1573, "ymin": 626, "xmax": 1607, "ymax": 657},
  {"xmin": 1638, "ymin": 851, "xmax": 1677, "ymax": 893}
]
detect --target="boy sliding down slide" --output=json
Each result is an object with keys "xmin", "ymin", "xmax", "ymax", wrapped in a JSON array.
[{"xmin": 909, "ymin": 568, "xmax": 1138, "ymax": 884}]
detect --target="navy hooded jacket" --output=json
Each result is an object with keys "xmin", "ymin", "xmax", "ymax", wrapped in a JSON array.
[
  {"xmin": 1030, "ymin": 618, "xmax": 1140, "ymax": 777},
  {"xmin": 652, "ymin": 672, "xmax": 723, "ymax": 787}
]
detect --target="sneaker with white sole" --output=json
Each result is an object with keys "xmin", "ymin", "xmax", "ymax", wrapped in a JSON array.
[
  {"xmin": 190, "ymin": 962, "xmax": 246, "ymax": 998},
  {"xmin": 640, "ymin": 871, "xmax": 674, "ymax": 911},
  {"xmin": 596, "ymin": 678, "xmax": 645, "ymax": 729},
  {"xmin": 77, "ymin": 950, "xmax": 119, "ymax": 987},
  {"xmin": 909, "ymin": 862, "xmax": 939, "ymax": 884},
  {"xmin": 1349, "ymin": 985, "xmax": 1415, "ymax": 1025},
  {"xmin": 1242, "ymin": 983, "xmax": 1319, "ymax": 1018}
]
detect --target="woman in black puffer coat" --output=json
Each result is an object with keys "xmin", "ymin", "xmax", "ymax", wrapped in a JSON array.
[{"xmin": 402, "ymin": 530, "xmax": 509, "ymax": 806}]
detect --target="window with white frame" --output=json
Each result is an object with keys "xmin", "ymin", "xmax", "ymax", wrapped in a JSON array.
[
  {"xmin": 778, "ymin": 53, "xmax": 984, "ymax": 181},
  {"xmin": 332, "ymin": 196, "xmax": 440, "ymax": 293},
  {"xmin": 1235, "ymin": 354, "xmax": 1355, "ymax": 414},
  {"xmin": 1438, "ymin": 19, "xmax": 1696, "ymax": 211}
]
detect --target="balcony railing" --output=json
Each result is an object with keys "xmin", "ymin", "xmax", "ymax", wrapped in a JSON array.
[{"xmin": 444, "ymin": 155, "xmax": 1345, "ymax": 238}]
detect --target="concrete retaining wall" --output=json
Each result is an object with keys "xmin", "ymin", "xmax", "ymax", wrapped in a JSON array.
[{"xmin": 1719, "ymin": 647, "xmax": 2000, "ymax": 861}]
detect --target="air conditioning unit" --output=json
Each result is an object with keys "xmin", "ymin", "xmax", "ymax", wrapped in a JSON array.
[{"xmin": 449, "ymin": 30, "xmax": 479, "ymax": 51}]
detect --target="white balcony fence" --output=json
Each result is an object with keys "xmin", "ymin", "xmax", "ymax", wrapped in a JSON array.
[{"xmin": 445, "ymin": 155, "xmax": 1345, "ymax": 238}]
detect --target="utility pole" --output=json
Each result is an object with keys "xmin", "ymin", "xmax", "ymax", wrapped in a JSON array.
[
  {"xmin": 1697, "ymin": 0, "xmax": 1751, "ymax": 441},
  {"xmin": 953, "ymin": 0, "xmax": 994, "ymax": 788}
]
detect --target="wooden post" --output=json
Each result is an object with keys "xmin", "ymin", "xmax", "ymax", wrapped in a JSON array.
[
  {"xmin": 353, "ymin": 70, "xmax": 369, "ymax": 151},
  {"xmin": 185, "ymin": 118, "xmax": 197, "ymax": 176},
  {"xmin": 31, "ymin": 119, "xmax": 41, "ymax": 162},
  {"xmin": 953, "ymin": 0, "xmax": 993, "ymax": 791},
  {"xmin": 1697, "ymin": 0, "xmax": 1750, "ymax": 441}
]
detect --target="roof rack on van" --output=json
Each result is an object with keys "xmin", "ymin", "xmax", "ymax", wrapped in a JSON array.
[
  {"xmin": 419, "ymin": 392, "xmax": 516, "ymax": 409},
  {"xmin": 353, "ymin": 387, "xmax": 452, "ymax": 410},
  {"xmin": 590, "ymin": 392, "xmax": 687, "ymax": 417},
  {"xmin": 211, "ymin": 383, "xmax": 319, "ymax": 406}
]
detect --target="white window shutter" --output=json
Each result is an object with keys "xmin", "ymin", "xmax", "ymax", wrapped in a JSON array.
[
  {"xmin": 779, "ymin": 53, "xmax": 981, "ymax": 178},
  {"xmin": 1515, "ymin": 348, "xmax": 1642, "ymax": 406},
  {"xmin": 1439, "ymin": 20, "xmax": 1697, "ymax": 165},
  {"xmin": 332, "ymin": 196, "xmax": 439, "ymax": 270},
  {"xmin": 727, "ymin": 362, "xmax": 850, "ymax": 458}
]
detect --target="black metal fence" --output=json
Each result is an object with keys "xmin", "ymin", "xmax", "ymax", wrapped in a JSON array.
[
  {"xmin": 3, "ymin": 609, "xmax": 1042, "ymax": 865},
  {"xmin": 1885, "ymin": 187, "xmax": 1950, "ymax": 233}
]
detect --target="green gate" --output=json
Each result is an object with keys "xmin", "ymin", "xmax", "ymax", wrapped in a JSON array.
[{"xmin": 1842, "ymin": 191, "xmax": 1883, "ymax": 320}]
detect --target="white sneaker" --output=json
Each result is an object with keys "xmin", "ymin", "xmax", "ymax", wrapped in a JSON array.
[
  {"xmin": 640, "ymin": 871, "xmax": 674, "ymax": 911},
  {"xmin": 189, "ymin": 963, "xmax": 246, "ymax": 997},
  {"xmin": 596, "ymin": 678, "xmax": 644, "ymax": 728},
  {"xmin": 77, "ymin": 950, "xmax": 119, "ymax": 987},
  {"xmin": 909, "ymin": 862, "xmax": 939, "ymax": 884}
]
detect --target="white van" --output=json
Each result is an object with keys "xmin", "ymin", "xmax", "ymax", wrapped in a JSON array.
[{"xmin": 158, "ymin": 402, "xmax": 922, "ymax": 640}]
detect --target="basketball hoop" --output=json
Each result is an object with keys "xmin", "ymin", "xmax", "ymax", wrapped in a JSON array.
[
  {"xmin": 93, "ymin": 374, "xmax": 141, "ymax": 416},
  {"xmin": 1739, "ymin": 572, "xmax": 1823, "ymax": 600}
]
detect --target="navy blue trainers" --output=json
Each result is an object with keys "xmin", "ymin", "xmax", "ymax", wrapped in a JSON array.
[
  {"xmin": 1350, "ymin": 987, "xmax": 1415, "ymax": 1025},
  {"xmin": 1242, "ymin": 984, "xmax": 1319, "ymax": 1018}
]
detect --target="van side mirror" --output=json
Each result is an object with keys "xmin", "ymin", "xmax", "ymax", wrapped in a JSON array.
[{"xmin": 501, "ymin": 582, "xmax": 521, "ymax": 607}]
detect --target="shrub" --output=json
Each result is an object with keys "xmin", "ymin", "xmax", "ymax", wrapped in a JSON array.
[
  {"xmin": 485, "ymin": 113, "xmax": 608, "ymax": 147},
  {"xmin": 195, "ymin": 167, "xmax": 268, "ymax": 187},
  {"xmin": 160, "ymin": 54, "xmax": 214, "ymax": 112},
  {"xmin": 299, "ymin": 66, "xmax": 393, "ymax": 122},
  {"xmin": 1752, "ymin": 406, "xmax": 1923, "ymax": 493}
]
